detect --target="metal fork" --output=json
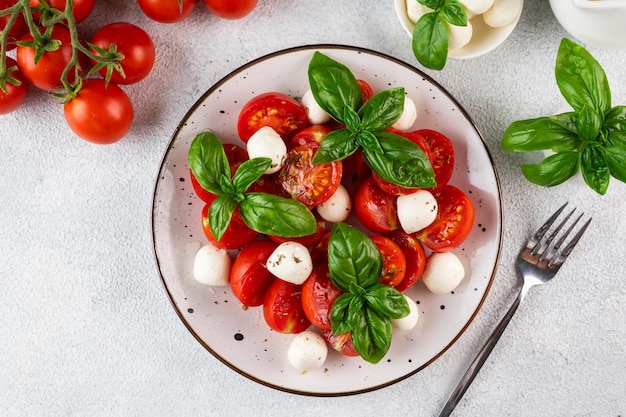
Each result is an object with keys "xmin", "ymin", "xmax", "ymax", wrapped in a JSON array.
[{"xmin": 437, "ymin": 202, "xmax": 592, "ymax": 417}]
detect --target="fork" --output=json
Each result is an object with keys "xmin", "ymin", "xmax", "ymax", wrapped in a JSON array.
[{"xmin": 437, "ymin": 202, "xmax": 592, "ymax": 417}]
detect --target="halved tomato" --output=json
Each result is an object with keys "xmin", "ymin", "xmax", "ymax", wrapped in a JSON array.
[
  {"xmin": 322, "ymin": 329, "xmax": 359, "ymax": 357},
  {"xmin": 385, "ymin": 229, "xmax": 427, "ymax": 292},
  {"xmin": 237, "ymin": 92, "xmax": 307, "ymax": 142},
  {"xmin": 288, "ymin": 124, "xmax": 332, "ymax": 149},
  {"xmin": 301, "ymin": 264, "xmax": 342, "ymax": 331},
  {"xmin": 263, "ymin": 279, "xmax": 311, "ymax": 334},
  {"xmin": 230, "ymin": 239, "xmax": 277, "ymax": 307},
  {"xmin": 201, "ymin": 204, "xmax": 259, "ymax": 250},
  {"xmin": 354, "ymin": 176, "xmax": 399, "ymax": 234},
  {"xmin": 416, "ymin": 129, "xmax": 455, "ymax": 190},
  {"xmin": 370, "ymin": 235, "xmax": 406, "ymax": 287}
]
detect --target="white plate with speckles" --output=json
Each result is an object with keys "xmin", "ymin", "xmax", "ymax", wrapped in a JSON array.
[{"xmin": 151, "ymin": 45, "xmax": 502, "ymax": 396}]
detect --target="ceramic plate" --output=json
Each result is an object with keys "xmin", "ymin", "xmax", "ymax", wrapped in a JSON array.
[{"xmin": 151, "ymin": 45, "xmax": 502, "ymax": 396}]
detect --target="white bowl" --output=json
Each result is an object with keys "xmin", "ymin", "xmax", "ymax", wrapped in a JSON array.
[{"xmin": 394, "ymin": 0, "xmax": 522, "ymax": 60}]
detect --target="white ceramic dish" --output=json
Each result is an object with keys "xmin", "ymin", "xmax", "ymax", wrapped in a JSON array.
[
  {"xmin": 151, "ymin": 45, "xmax": 502, "ymax": 396},
  {"xmin": 394, "ymin": 0, "xmax": 523, "ymax": 59}
]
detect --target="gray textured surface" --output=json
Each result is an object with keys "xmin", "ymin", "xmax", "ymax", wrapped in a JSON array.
[{"xmin": 1, "ymin": 0, "xmax": 625, "ymax": 416}]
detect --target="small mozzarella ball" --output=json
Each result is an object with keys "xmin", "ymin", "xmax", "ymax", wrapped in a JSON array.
[
  {"xmin": 266, "ymin": 241, "xmax": 313, "ymax": 285},
  {"xmin": 392, "ymin": 294, "xmax": 420, "ymax": 331},
  {"xmin": 301, "ymin": 89, "xmax": 331, "ymax": 125},
  {"xmin": 397, "ymin": 190, "xmax": 438, "ymax": 234},
  {"xmin": 422, "ymin": 252, "xmax": 465, "ymax": 294},
  {"xmin": 391, "ymin": 97, "xmax": 418, "ymax": 131},
  {"xmin": 316, "ymin": 184, "xmax": 352, "ymax": 223},
  {"xmin": 459, "ymin": 0, "xmax": 494, "ymax": 15},
  {"xmin": 482, "ymin": 0, "xmax": 523, "ymax": 28},
  {"xmin": 406, "ymin": 0, "xmax": 429, "ymax": 23},
  {"xmin": 287, "ymin": 330, "xmax": 328, "ymax": 371},
  {"xmin": 193, "ymin": 243, "xmax": 231, "ymax": 286},
  {"xmin": 447, "ymin": 20, "xmax": 474, "ymax": 50},
  {"xmin": 246, "ymin": 126, "xmax": 287, "ymax": 174}
]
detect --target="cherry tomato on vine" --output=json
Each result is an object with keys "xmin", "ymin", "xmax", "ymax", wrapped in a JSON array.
[
  {"xmin": 385, "ymin": 229, "xmax": 427, "ymax": 292},
  {"xmin": 230, "ymin": 239, "xmax": 277, "ymax": 307},
  {"xmin": 370, "ymin": 235, "xmax": 406, "ymax": 287},
  {"xmin": 203, "ymin": 0, "xmax": 257, "ymax": 19},
  {"xmin": 0, "ymin": 57, "xmax": 28, "ymax": 115},
  {"xmin": 354, "ymin": 176, "xmax": 399, "ymax": 234},
  {"xmin": 138, "ymin": 0, "xmax": 197, "ymax": 23},
  {"xmin": 63, "ymin": 79, "xmax": 134, "ymax": 144},
  {"xmin": 263, "ymin": 279, "xmax": 311, "ymax": 334},
  {"xmin": 415, "ymin": 129, "xmax": 455, "ymax": 190},
  {"xmin": 89, "ymin": 22, "xmax": 156, "ymax": 85},
  {"xmin": 0, "ymin": 0, "xmax": 28, "ymax": 51},
  {"xmin": 201, "ymin": 204, "xmax": 259, "ymax": 250},
  {"xmin": 30, "ymin": 0, "xmax": 95, "ymax": 24},
  {"xmin": 301, "ymin": 264, "xmax": 342, "ymax": 330},
  {"xmin": 237, "ymin": 92, "xmax": 308, "ymax": 142}
]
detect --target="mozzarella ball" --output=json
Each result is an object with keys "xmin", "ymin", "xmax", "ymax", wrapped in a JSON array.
[
  {"xmin": 193, "ymin": 243, "xmax": 231, "ymax": 286},
  {"xmin": 459, "ymin": 0, "xmax": 494, "ymax": 15},
  {"xmin": 391, "ymin": 96, "xmax": 418, "ymax": 131},
  {"xmin": 406, "ymin": 0, "xmax": 429, "ymax": 23},
  {"xmin": 392, "ymin": 294, "xmax": 420, "ymax": 331},
  {"xmin": 266, "ymin": 241, "xmax": 313, "ymax": 285},
  {"xmin": 287, "ymin": 330, "xmax": 328, "ymax": 371},
  {"xmin": 447, "ymin": 19, "xmax": 474, "ymax": 50},
  {"xmin": 316, "ymin": 184, "xmax": 352, "ymax": 223},
  {"xmin": 301, "ymin": 89, "xmax": 331, "ymax": 125},
  {"xmin": 483, "ymin": 0, "xmax": 522, "ymax": 28},
  {"xmin": 397, "ymin": 190, "xmax": 438, "ymax": 234},
  {"xmin": 422, "ymin": 252, "xmax": 466, "ymax": 294},
  {"xmin": 246, "ymin": 126, "xmax": 287, "ymax": 174}
]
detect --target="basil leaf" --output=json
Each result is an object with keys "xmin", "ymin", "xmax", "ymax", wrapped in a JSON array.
[
  {"xmin": 327, "ymin": 222, "xmax": 382, "ymax": 290},
  {"xmin": 356, "ymin": 131, "xmax": 384, "ymax": 155},
  {"xmin": 330, "ymin": 292, "xmax": 355, "ymax": 335},
  {"xmin": 521, "ymin": 152, "xmax": 579, "ymax": 186},
  {"xmin": 346, "ymin": 295, "xmax": 366, "ymax": 333},
  {"xmin": 308, "ymin": 51, "xmax": 362, "ymax": 123},
  {"xmin": 603, "ymin": 145, "xmax": 626, "ymax": 183},
  {"xmin": 312, "ymin": 129, "xmax": 358, "ymax": 164},
  {"xmin": 581, "ymin": 145, "xmax": 610, "ymax": 195},
  {"xmin": 440, "ymin": 0, "xmax": 467, "ymax": 27},
  {"xmin": 604, "ymin": 106, "xmax": 626, "ymax": 146},
  {"xmin": 576, "ymin": 104, "xmax": 603, "ymax": 142},
  {"xmin": 502, "ymin": 115, "xmax": 582, "ymax": 153},
  {"xmin": 555, "ymin": 38, "xmax": 611, "ymax": 114},
  {"xmin": 419, "ymin": 0, "xmax": 444, "ymax": 9},
  {"xmin": 238, "ymin": 192, "xmax": 317, "ymax": 237},
  {"xmin": 358, "ymin": 88, "xmax": 405, "ymax": 132},
  {"xmin": 412, "ymin": 12, "xmax": 448, "ymax": 71},
  {"xmin": 343, "ymin": 106, "xmax": 361, "ymax": 132},
  {"xmin": 188, "ymin": 131, "xmax": 230, "ymax": 195},
  {"xmin": 351, "ymin": 307, "xmax": 392, "ymax": 364},
  {"xmin": 232, "ymin": 157, "xmax": 271, "ymax": 194},
  {"xmin": 208, "ymin": 194, "xmax": 237, "ymax": 242},
  {"xmin": 363, "ymin": 131, "xmax": 436, "ymax": 188},
  {"xmin": 364, "ymin": 284, "xmax": 410, "ymax": 320}
]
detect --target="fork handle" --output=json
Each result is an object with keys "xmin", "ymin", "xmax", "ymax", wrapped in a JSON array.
[{"xmin": 437, "ymin": 287, "xmax": 526, "ymax": 417}]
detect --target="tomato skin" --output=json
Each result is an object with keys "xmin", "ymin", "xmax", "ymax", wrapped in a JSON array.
[
  {"xmin": 90, "ymin": 22, "xmax": 156, "ymax": 85},
  {"xmin": 385, "ymin": 229, "xmax": 427, "ymax": 292},
  {"xmin": 417, "ymin": 185, "xmax": 474, "ymax": 252},
  {"xmin": 1, "ymin": 0, "xmax": 27, "ymax": 51},
  {"xmin": 357, "ymin": 79, "xmax": 374, "ymax": 104},
  {"xmin": 64, "ymin": 79, "xmax": 134, "ymax": 144},
  {"xmin": 263, "ymin": 279, "xmax": 311, "ymax": 334},
  {"xmin": 322, "ymin": 329, "xmax": 359, "ymax": 357},
  {"xmin": 237, "ymin": 92, "xmax": 308, "ymax": 142},
  {"xmin": 0, "ymin": 58, "xmax": 28, "ymax": 115},
  {"xmin": 370, "ymin": 235, "xmax": 406, "ymax": 287},
  {"xmin": 201, "ymin": 204, "xmax": 259, "ymax": 250},
  {"xmin": 269, "ymin": 214, "xmax": 326, "ymax": 247},
  {"xmin": 203, "ymin": 0, "xmax": 257, "ymax": 19},
  {"xmin": 354, "ymin": 176, "xmax": 399, "ymax": 234},
  {"xmin": 230, "ymin": 240, "xmax": 277, "ymax": 307},
  {"xmin": 30, "ymin": 0, "xmax": 95, "ymax": 23},
  {"xmin": 288, "ymin": 125, "xmax": 332, "ymax": 149},
  {"xmin": 301, "ymin": 264, "xmax": 342, "ymax": 330},
  {"xmin": 415, "ymin": 129, "xmax": 455, "ymax": 190},
  {"xmin": 138, "ymin": 0, "xmax": 197, "ymax": 23}
]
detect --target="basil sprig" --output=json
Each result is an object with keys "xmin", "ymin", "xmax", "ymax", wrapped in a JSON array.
[
  {"xmin": 327, "ymin": 222, "xmax": 410, "ymax": 364},
  {"xmin": 188, "ymin": 131, "xmax": 317, "ymax": 240},
  {"xmin": 502, "ymin": 38, "xmax": 626, "ymax": 195},
  {"xmin": 308, "ymin": 52, "xmax": 436, "ymax": 188},
  {"xmin": 411, "ymin": 0, "xmax": 467, "ymax": 70}
]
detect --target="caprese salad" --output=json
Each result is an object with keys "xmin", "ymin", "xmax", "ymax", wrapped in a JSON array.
[{"xmin": 187, "ymin": 52, "xmax": 475, "ymax": 370}]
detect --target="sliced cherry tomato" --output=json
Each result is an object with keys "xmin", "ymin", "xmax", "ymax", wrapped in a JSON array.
[
  {"xmin": 263, "ymin": 279, "xmax": 311, "ymax": 334},
  {"xmin": 301, "ymin": 264, "xmax": 342, "ymax": 331},
  {"xmin": 370, "ymin": 235, "xmax": 406, "ymax": 287},
  {"xmin": 230, "ymin": 239, "xmax": 277, "ymax": 307},
  {"xmin": 341, "ymin": 149, "xmax": 372, "ymax": 195},
  {"xmin": 417, "ymin": 185, "xmax": 474, "ymax": 252},
  {"xmin": 190, "ymin": 144, "xmax": 248, "ymax": 203},
  {"xmin": 278, "ymin": 142, "xmax": 343, "ymax": 208},
  {"xmin": 237, "ymin": 92, "xmax": 307, "ymax": 142},
  {"xmin": 203, "ymin": 0, "xmax": 257, "ymax": 19},
  {"xmin": 288, "ymin": 124, "xmax": 332, "ymax": 149},
  {"xmin": 269, "ymin": 214, "xmax": 326, "ymax": 247},
  {"xmin": 90, "ymin": 22, "xmax": 155, "ymax": 85},
  {"xmin": 30, "ymin": 0, "xmax": 95, "ymax": 23},
  {"xmin": 357, "ymin": 79, "xmax": 374, "ymax": 104},
  {"xmin": 354, "ymin": 176, "xmax": 399, "ymax": 234},
  {"xmin": 0, "ymin": 57, "xmax": 28, "ymax": 115},
  {"xmin": 310, "ymin": 231, "xmax": 331, "ymax": 266},
  {"xmin": 415, "ymin": 129, "xmax": 455, "ymax": 190},
  {"xmin": 385, "ymin": 229, "xmax": 427, "ymax": 292},
  {"xmin": 1, "ymin": 0, "xmax": 27, "ymax": 51},
  {"xmin": 138, "ymin": 0, "xmax": 197, "ymax": 23},
  {"xmin": 322, "ymin": 329, "xmax": 359, "ymax": 357},
  {"xmin": 201, "ymin": 204, "xmax": 259, "ymax": 250}
]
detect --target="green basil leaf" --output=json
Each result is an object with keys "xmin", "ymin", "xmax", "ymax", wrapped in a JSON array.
[
  {"xmin": 351, "ymin": 307, "xmax": 392, "ymax": 364},
  {"xmin": 358, "ymin": 88, "xmax": 405, "ymax": 132},
  {"xmin": 343, "ymin": 106, "xmax": 362, "ymax": 132},
  {"xmin": 603, "ymin": 145, "xmax": 626, "ymax": 183},
  {"xmin": 604, "ymin": 106, "xmax": 626, "ymax": 146},
  {"xmin": 364, "ymin": 284, "xmax": 410, "ymax": 320},
  {"xmin": 346, "ymin": 295, "xmax": 366, "ymax": 333},
  {"xmin": 312, "ymin": 129, "xmax": 359, "ymax": 164},
  {"xmin": 440, "ymin": 0, "xmax": 467, "ymax": 26},
  {"xmin": 355, "ymin": 131, "xmax": 384, "ymax": 155},
  {"xmin": 555, "ymin": 38, "xmax": 611, "ymax": 114},
  {"xmin": 238, "ymin": 192, "xmax": 317, "ymax": 237},
  {"xmin": 581, "ymin": 145, "xmax": 610, "ymax": 195},
  {"xmin": 208, "ymin": 194, "xmax": 237, "ymax": 242},
  {"xmin": 521, "ymin": 152, "xmax": 579, "ymax": 187},
  {"xmin": 327, "ymin": 222, "xmax": 382, "ymax": 291},
  {"xmin": 576, "ymin": 104, "xmax": 603, "ymax": 142},
  {"xmin": 419, "ymin": 0, "xmax": 444, "ymax": 9},
  {"xmin": 232, "ymin": 157, "xmax": 272, "ymax": 194},
  {"xmin": 502, "ymin": 115, "xmax": 582, "ymax": 153},
  {"xmin": 330, "ymin": 292, "xmax": 355, "ymax": 335},
  {"xmin": 188, "ymin": 131, "xmax": 230, "ymax": 195},
  {"xmin": 412, "ymin": 12, "xmax": 448, "ymax": 71},
  {"xmin": 308, "ymin": 51, "xmax": 362, "ymax": 123},
  {"xmin": 363, "ymin": 131, "xmax": 436, "ymax": 188}
]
